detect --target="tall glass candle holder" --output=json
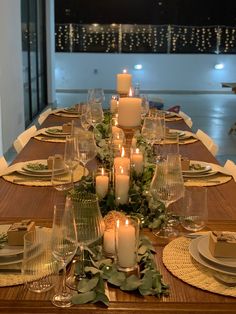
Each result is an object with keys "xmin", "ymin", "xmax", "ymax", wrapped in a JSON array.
[
  {"xmin": 115, "ymin": 166, "xmax": 130, "ymax": 205},
  {"xmin": 115, "ymin": 216, "xmax": 139, "ymax": 272}
]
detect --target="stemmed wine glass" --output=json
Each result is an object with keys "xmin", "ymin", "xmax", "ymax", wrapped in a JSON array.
[
  {"xmin": 149, "ymin": 154, "xmax": 185, "ymax": 238},
  {"xmin": 87, "ymin": 88, "xmax": 104, "ymax": 128},
  {"xmin": 77, "ymin": 132, "xmax": 97, "ymax": 177},
  {"xmin": 51, "ymin": 197, "xmax": 78, "ymax": 308},
  {"xmin": 141, "ymin": 116, "xmax": 164, "ymax": 162},
  {"xmin": 64, "ymin": 135, "xmax": 79, "ymax": 184},
  {"xmin": 51, "ymin": 156, "xmax": 73, "ymax": 192},
  {"xmin": 66, "ymin": 192, "xmax": 105, "ymax": 289}
]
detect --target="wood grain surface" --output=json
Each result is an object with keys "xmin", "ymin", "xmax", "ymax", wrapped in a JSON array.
[{"xmin": 0, "ymin": 115, "xmax": 236, "ymax": 313}]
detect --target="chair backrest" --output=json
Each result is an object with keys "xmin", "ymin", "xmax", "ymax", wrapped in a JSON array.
[
  {"xmin": 0, "ymin": 156, "xmax": 8, "ymax": 171},
  {"xmin": 196, "ymin": 129, "xmax": 218, "ymax": 156},
  {"xmin": 179, "ymin": 111, "xmax": 193, "ymax": 128},
  {"xmin": 38, "ymin": 108, "xmax": 52, "ymax": 125},
  {"xmin": 224, "ymin": 159, "xmax": 236, "ymax": 181},
  {"xmin": 13, "ymin": 125, "xmax": 37, "ymax": 153}
]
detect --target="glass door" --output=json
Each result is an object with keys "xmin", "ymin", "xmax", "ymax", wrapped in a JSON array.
[{"xmin": 21, "ymin": 0, "xmax": 47, "ymax": 127}]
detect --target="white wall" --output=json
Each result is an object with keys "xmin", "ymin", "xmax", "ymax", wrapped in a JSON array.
[
  {"xmin": 0, "ymin": 0, "xmax": 24, "ymax": 154},
  {"xmin": 55, "ymin": 53, "xmax": 236, "ymax": 105}
]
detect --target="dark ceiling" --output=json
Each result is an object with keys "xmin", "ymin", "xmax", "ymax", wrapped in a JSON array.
[{"xmin": 55, "ymin": 0, "xmax": 236, "ymax": 26}]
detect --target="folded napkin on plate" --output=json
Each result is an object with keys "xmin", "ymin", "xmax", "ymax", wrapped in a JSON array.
[
  {"xmin": 0, "ymin": 162, "xmax": 24, "ymax": 177},
  {"xmin": 224, "ymin": 160, "xmax": 236, "ymax": 182}
]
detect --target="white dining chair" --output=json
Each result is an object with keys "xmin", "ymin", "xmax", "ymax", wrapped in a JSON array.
[
  {"xmin": 179, "ymin": 110, "xmax": 193, "ymax": 128},
  {"xmin": 224, "ymin": 159, "xmax": 236, "ymax": 181},
  {"xmin": 196, "ymin": 129, "xmax": 219, "ymax": 156},
  {"xmin": 0, "ymin": 156, "xmax": 8, "ymax": 171},
  {"xmin": 38, "ymin": 108, "xmax": 52, "ymax": 125},
  {"xmin": 13, "ymin": 125, "xmax": 37, "ymax": 153}
]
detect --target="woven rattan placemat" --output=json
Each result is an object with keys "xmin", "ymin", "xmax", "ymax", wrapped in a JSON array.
[{"xmin": 163, "ymin": 237, "xmax": 236, "ymax": 297}]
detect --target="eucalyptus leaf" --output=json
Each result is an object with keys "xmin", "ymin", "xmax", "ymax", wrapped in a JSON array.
[
  {"xmin": 120, "ymin": 275, "xmax": 141, "ymax": 291},
  {"xmin": 95, "ymin": 276, "xmax": 106, "ymax": 294},
  {"xmin": 72, "ymin": 291, "xmax": 96, "ymax": 304},
  {"xmin": 108, "ymin": 271, "xmax": 126, "ymax": 287},
  {"xmin": 77, "ymin": 276, "xmax": 99, "ymax": 293},
  {"xmin": 84, "ymin": 266, "xmax": 102, "ymax": 275},
  {"xmin": 138, "ymin": 245, "xmax": 147, "ymax": 255},
  {"xmin": 92, "ymin": 292, "xmax": 110, "ymax": 307}
]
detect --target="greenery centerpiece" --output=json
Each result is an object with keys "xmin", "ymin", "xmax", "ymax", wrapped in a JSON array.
[{"xmin": 68, "ymin": 111, "xmax": 169, "ymax": 306}]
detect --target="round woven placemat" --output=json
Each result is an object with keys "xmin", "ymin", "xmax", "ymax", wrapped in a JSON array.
[
  {"xmin": 53, "ymin": 112, "xmax": 79, "ymax": 118},
  {"xmin": 3, "ymin": 165, "xmax": 88, "ymax": 187},
  {"xmin": 34, "ymin": 135, "xmax": 65, "ymax": 143},
  {"xmin": 163, "ymin": 237, "xmax": 236, "ymax": 297},
  {"xmin": 0, "ymin": 227, "xmax": 52, "ymax": 287}
]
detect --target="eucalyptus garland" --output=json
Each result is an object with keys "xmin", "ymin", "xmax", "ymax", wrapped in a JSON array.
[
  {"xmin": 68, "ymin": 111, "xmax": 169, "ymax": 306},
  {"xmin": 72, "ymin": 236, "xmax": 169, "ymax": 306}
]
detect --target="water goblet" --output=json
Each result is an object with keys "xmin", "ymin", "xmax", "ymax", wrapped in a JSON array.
[
  {"xmin": 51, "ymin": 197, "xmax": 78, "ymax": 308},
  {"xmin": 149, "ymin": 154, "xmax": 185, "ymax": 238},
  {"xmin": 66, "ymin": 192, "xmax": 105, "ymax": 289}
]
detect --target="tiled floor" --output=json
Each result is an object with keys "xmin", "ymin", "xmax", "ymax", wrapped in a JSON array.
[
  {"xmin": 6, "ymin": 93, "xmax": 236, "ymax": 165},
  {"xmin": 159, "ymin": 93, "xmax": 236, "ymax": 165}
]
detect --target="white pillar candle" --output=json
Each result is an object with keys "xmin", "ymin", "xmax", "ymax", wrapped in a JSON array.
[
  {"xmin": 116, "ymin": 219, "xmax": 136, "ymax": 268},
  {"xmin": 116, "ymin": 70, "xmax": 132, "ymax": 95},
  {"xmin": 118, "ymin": 97, "xmax": 142, "ymax": 128},
  {"xmin": 96, "ymin": 168, "xmax": 109, "ymax": 199},
  {"xmin": 103, "ymin": 228, "xmax": 115, "ymax": 255},
  {"xmin": 114, "ymin": 147, "xmax": 130, "ymax": 174},
  {"xmin": 115, "ymin": 167, "xmax": 129, "ymax": 205},
  {"xmin": 131, "ymin": 148, "xmax": 144, "ymax": 175}
]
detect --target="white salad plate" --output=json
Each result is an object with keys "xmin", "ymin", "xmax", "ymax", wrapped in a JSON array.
[
  {"xmin": 197, "ymin": 235, "xmax": 236, "ymax": 269},
  {"xmin": 182, "ymin": 161, "xmax": 212, "ymax": 175},
  {"xmin": 21, "ymin": 159, "xmax": 65, "ymax": 175},
  {"xmin": 189, "ymin": 236, "xmax": 236, "ymax": 276}
]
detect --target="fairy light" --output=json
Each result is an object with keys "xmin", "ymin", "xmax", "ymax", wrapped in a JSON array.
[{"xmin": 55, "ymin": 23, "xmax": 236, "ymax": 54}]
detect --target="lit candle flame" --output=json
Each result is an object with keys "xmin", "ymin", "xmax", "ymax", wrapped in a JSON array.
[
  {"xmin": 125, "ymin": 219, "xmax": 129, "ymax": 226},
  {"xmin": 121, "ymin": 147, "xmax": 125, "ymax": 158},
  {"xmin": 128, "ymin": 87, "xmax": 133, "ymax": 97},
  {"xmin": 123, "ymin": 69, "xmax": 127, "ymax": 74},
  {"xmin": 135, "ymin": 148, "xmax": 140, "ymax": 154},
  {"xmin": 101, "ymin": 168, "xmax": 104, "ymax": 175},
  {"xmin": 119, "ymin": 166, "xmax": 124, "ymax": 175}
]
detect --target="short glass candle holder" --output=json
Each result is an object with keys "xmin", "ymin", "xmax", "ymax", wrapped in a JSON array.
[
  {"xmin": 115, "ymin": 216, "xmax": 139, "ymax": 272},
  {"xmin": 95, "ymin": 168, "xmax": 109, "ymax": 199},
  {"xmin": 103, "ymin": 225, "xmax": 116, "ymax": 258}
]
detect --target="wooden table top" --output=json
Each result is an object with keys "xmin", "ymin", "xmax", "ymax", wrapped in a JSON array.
[{"xmin": 0, "ymin": 114, "xmax": 236, "ymax": 313}]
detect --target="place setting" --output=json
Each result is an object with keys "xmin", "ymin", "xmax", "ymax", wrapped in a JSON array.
[
  {"xmin": 182, "ymin": 159, "xmax": 232, "ymax": 186},
  {"xmin": 0, "ymin": 221, "xmax": 53, "ymax": 287},
  {"xmin": 165, "ymin": 128, "xmax": 199, "ymax": 145},
  {"xmin": 34, "ymin": 123, "xmax": 73, "ymax": 143},
  {"xmin": 162, "ymin": 187, "xmax": 236, "ymax": 297}
]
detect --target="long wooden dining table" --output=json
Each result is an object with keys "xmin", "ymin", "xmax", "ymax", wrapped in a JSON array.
[{"xmin": 0, "ymin": 113, "xmax": 236, "ymax": 313}]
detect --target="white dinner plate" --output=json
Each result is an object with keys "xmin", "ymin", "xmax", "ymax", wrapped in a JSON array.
[
  {"xmin": 0, "ymin": 226, "xmax": 51, "ymax": 266},
  {"xmin": 182, "ymin": 161, "xmax": 212, "ymax": 175},
  {"xmin": 189, "ymin": 236, "xmax": 236, "ymax": 276},
  {"xmin": 0, "ymin": 225, "xmax": 23, "ymax": 257},
  {"xmin": 44, "ymin": 126, "xmax": 70, "ymax": 137},
  {"xmin": 165, "ymin": 129, "xmax": 185, "ymax": 139},
  {"xmin": 22, "ymin": 159, "xmax": 65, "ymax": 175},
  {"xmin": 198, "ymin": 235, "xmax": 236, "ymax": 269}
]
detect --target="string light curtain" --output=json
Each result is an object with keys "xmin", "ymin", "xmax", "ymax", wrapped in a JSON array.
[{"xmin": 55, "ymin": 24, "xmax": 236, "ymax": 54}]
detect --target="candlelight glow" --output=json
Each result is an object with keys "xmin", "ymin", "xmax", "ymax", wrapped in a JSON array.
[
  {"xmin": 128, "ymin": 88, "xmax": 133, "ymax": 96},
  {"xmin": 135, "ymin": 148, "xmax": 140, "ymax": 154},
  {"xmin": 123, "ymin": 69, "xmax": 127, "ymax": 73},
  {"xmin": 125, "ymin": 219, "xmax": 129, "ymax": 226},
  {"xmin": 101, "ymin": 168, "xmax": 105, "ymax": 175},
  {"xmin": 121, "ymin": 147, "xmax": 125, "ymax": 157}
]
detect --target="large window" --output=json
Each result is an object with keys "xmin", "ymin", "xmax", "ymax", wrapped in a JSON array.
[
  {"xmin": 54, "ymin": 0, "xmax": 236, "ymax": 54},
  {"xmin": 21, "ymin": 0, "xmax": 47, "ymax": 127}
]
